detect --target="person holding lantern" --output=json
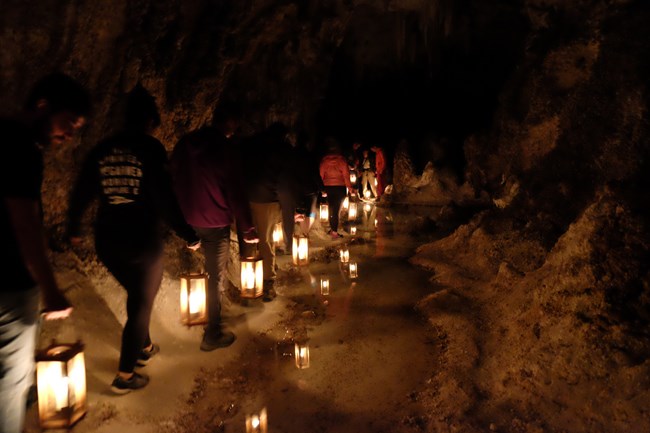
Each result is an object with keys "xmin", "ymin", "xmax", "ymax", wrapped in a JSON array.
[
  {"xmin": 1, "ymin": 73, "xmax": 89, "ymax": 433},
  {"xmin": 171, "ymin": 100, "xmax": 259, "ymax": 350},
  {"xmin": 319, "ymin": 138, "xmax": 356, "ymax": 238},
  {"xmin": 67, "ymin": 85, "xmax": 200, "ymax": 394}
]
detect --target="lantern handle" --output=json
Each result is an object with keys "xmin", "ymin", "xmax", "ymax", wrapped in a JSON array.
[{"xmin": 36, "ymin": 310, "xmax": 82, "ymax": 350}]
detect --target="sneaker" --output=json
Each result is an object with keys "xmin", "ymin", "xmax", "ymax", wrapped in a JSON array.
[
  {"xmin": 329, "ymin": 230, "xmax": 341, "ymax": 239},
  {"xmin": 200, "ymin": 330, "xmax": 236, "ymax": 352},
  {"xmin": 136, "ymin": 343, "xmax": 160, "ymax": 367},
  {"xmin": 111, "ymin": 372, "xmax": 149, "ymax": 395}
]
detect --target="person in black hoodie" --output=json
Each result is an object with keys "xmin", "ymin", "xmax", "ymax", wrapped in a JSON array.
[{"xmin": 67, "ymin": 85, "xmax": 199, "ymax": 394}]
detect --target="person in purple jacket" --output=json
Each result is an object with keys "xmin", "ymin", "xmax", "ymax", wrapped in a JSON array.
[{"xmin": 171, "ymin": 101, "xmax": 258, "ymax": 352}]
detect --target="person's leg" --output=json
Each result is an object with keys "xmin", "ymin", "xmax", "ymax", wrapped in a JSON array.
[
  {"xmin": 325, "ymin": 186, "xmax": 346, "ymax": 233},
  {"xmin": 250, "ymin": 202, "xmax": 281, "ymax": 281},
  {"xmin": 193, "ymin": 226, "xmax": 231, "ymax": 335},
  {"xmin": 361, "ymin": 171, "xmax": 369, "ymax": 197},
  {"xmin": 0, "ymin": 288, "xmax": 39, "ymax": 433},
  {"xmin": 368, "ymin": 171, "xmax": 377, "ymax": 197}
]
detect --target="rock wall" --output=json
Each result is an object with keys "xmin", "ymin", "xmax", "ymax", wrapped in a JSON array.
[{"xmin": 411, "ymin": 1, "xmax": 650, "ymax": 432}]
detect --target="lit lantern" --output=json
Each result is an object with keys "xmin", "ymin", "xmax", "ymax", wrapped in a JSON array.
[
  {"xmin": 350, "ymin": 225, "xmax": 357, "ymax": 235},
  {"xmin": 246, "ymin": 408, "xmax": 268, "ymax": 433},
  {"xmin": 342, "ymin": 196, "xmax": 349, "ymax": 210},
  {"xmin": 350, "ymin": 172, "xmax": 357, "ymax": 183},
  {"xmin": 374, "ymin": 177, "xmax": 378, "ymax": 187},
  {"xmin": 374, "ymin": 218, "xmax": 378, "ymax": 228},
  {"xmin": 272, "ymin": 222, "xmax": 283, "ymax": 246},
  {"xmin": 364, "ymin": 189, "xmax": 372, "ymax": 199},
  {"xmin": 319, "ymin": 203, "xmax": 329, "ymax": 223},
  {"xmin": 180, "ymin": 274, "xmax": 208, "ymax": 326},
  {"xmin": 292, "ymin": 235, "xmax": 309, "ymax": 266},
  {"xmin": 349, "ymin": 262, "xmax": 358, "ymax": 279},
  {"xmin": 364, "ymin": 203, "xmax": 372, "ymax": 213},
  {"xmin": 320, "ymin": 278, "xmax": 330, "ymax": 295},
  {"xmin": 295, "ymin": 342, "xmax": 310, "ymax": 369},
  {"xmin": 339, "ymin": 247, "xmax": 349, "ymax": 263},
  {"xmin": 36, "ymin": 341, "xmax": 86, "ymax": 429},
  {"xmin": 348, "ymin": 202, "xmax": 358, "ymax": 221},
  {"xmin": 240, "ymin": 256, "xmax": 264, "ymax": 299}
]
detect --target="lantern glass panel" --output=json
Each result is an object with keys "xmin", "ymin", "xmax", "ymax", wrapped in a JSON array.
[
  {"xmin": 292, "ymin": 236, "xmax": 309, "ymax": 266},
  {"xmin": 272, "ymin": 222, "xmax": 283, "ymax": 246},
  {"xmin": 342, "ymin": 196, "xmax": 349, "ymax": 210},
  {"xmin": 240, "ymin": 258, "xmax": 264, "ymax": 298},
  {"xmin": 319, "ymin": 203, "xmax": 329, "ymax": 222},
  {"xmin": 36, "ymin": 343, "xmax": 86, "ymax": 429},
  {"xmin": 180, "ymin": 274, "xmax": 208, "ymax": 326}
]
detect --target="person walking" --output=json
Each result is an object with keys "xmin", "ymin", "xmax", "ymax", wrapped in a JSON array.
[
  {"xmin": 1, "ymin": 73, "xmax": 88, "ymax": 432},
  {"xmin": 371, "ymin": 145, "xmax": 387, "ymax": 199},
  {"xmin": 171, "ymin": 101, "xmax": 258, "ymax": 350},
  {"xmin": 67, "ymin": 85, "xmax": 199, "ymax": 394},
  {"xmin": 360, "ymin": 149, "xmax": 377, "ymax": 199},
  {"xmin": 319, "ymin": 138, "xmax": 355, "ymax": 238}
]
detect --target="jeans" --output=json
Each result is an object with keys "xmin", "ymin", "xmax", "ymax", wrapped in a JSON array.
[
  {"xmin": 96, "ymin": 232, "xmax": 163, "ymax": 374},
  {"xmin": 193, "ymin": 226, "xmax": 230, "ymax": 333},
  {"xmin": 0, "ymin": 287, "xmax": 39, "ymax": 433}
]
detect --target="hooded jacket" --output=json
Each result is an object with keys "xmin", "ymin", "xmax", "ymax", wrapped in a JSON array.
[{"xmin": 320, "ymin": 154, "xmax": 353, "ymax": 189}]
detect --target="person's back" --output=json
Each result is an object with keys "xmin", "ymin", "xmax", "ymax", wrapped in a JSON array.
[{"xmin": 320, "ymin": 153, "xmax": 350, "ymax": 186}]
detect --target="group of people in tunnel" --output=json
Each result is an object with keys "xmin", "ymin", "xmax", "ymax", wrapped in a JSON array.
[{"xmin": 0, "ymin": 73, "xmax": 391, "ymax": 432}]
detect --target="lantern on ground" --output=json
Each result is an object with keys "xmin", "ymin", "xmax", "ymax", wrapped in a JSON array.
[
  {"xmin": 295, "ymin": 342, "xmax": 310, "ymax": 369},
  {"xmin": 320, "ymin": 278, "xmax": 330, "ymax": 295},
  {"xmin": 348, "ymin": 202, "xmax": 358, "ymax": 221},
  {"xmin": 246, "ymin": 408, "xmax": 268, "ymax": 433},
  {"xmin": 240, "ymin": 256, "xmax": 264, "ymax": 299},
  {"xmin": 342, "ymin": 196, "xmax": 349, "ymax": 210},
  {"xmin": 272, "ymin": 222, "xmax": 283, "ymax": 246},
  {"xmin": 339, "ymin": 247, "xmax": 349, "ymax": 263},
  {"xmin": 319, "ymin": 203, "xmax": 329, "ymax": 223},
  {"xmin": 292, "ymin": 235, "xmax": 309, "ymax": 266},
  {"xmin": 349, "ymin": 262, "xmax": 358, "ymax": 279},
  {"xmin": 36, "ymin": 341, "xmax": 86, "ymax": 429},
  {"xmin": 180, "ymin": 274, "xmax": 208, "ymax": 326},
  {"xmin": 350, "ymin": 225, "xmax": 357, "ymax": 236}
]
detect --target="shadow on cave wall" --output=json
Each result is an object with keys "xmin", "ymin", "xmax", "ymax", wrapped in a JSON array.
[{"xmin": 316, "ymin": 1, "xmax": 529, "ymax": 180}]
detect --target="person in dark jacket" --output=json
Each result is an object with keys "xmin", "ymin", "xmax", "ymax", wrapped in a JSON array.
[
  {"xmin": 1, "ymin": 73, "xmax": 88, "ymax": 433},
  {"xmin": 67, "ymin": 85, "xmax": 199, "ymax": 394},
  {"xmin": 171, "ymin": 101, "xmax": 258, "ymax": 350}
]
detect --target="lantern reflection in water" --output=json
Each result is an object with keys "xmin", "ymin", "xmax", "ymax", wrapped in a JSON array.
[
  {"xmin": 320, "ymin": 278, "xmax": 330, "ymax": 295},
  {"xmin": 349, "ymin": 262, "xmax": 358, "ymax": 279},
  {"xmin": 246, "ymin": 408, "xmax": 268, "ymax": 433},
  {"xmin": 364, "ymin": 203, "xmax": 372, "ymax": 213},
  {"xmin": 339, "ymin": 247, "xmax": 349, "ymax": 263},
  {"xmin": 292, "ymin": 235, "xmax": 309, "ymax": 266},
  {"xmin": 36, "ymin": 341, "xmax": 87, "ymax": 429},
  {"xmin": 180, "ymin": 274, "xmax": 208, "ymax": 326},
  {"xmin": 350, "ymin": 225, "xmax": 357, "ymax": 235},
  {"xmin": 295, "ymin": 342, "xmax": 310, "ymax": 369}
]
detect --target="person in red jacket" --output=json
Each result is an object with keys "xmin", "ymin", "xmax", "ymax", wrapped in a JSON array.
[
  {"xmin": 371, "ymin": 145, "xmax": 387, "ymax": 199},
  {"xmin": 319, "ymin": 138, "xmax": 356, "ymax": 238}
]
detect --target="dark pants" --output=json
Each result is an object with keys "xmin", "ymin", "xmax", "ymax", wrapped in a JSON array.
[
  {"xmin": 324, "ymin": 186, "xmax": 347, "ymax": 232},
  {"xmin": 95, "ymin": 233, "xmax": 162, "ymax": 374},
  {"xmin": 193, "ymin": 226, "xmax": 230, "ymax": 334}
]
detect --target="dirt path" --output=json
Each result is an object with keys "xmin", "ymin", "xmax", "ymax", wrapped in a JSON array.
[{"xmin": 26, "ymin": 206, "xmax": 439, "ymax": 433}]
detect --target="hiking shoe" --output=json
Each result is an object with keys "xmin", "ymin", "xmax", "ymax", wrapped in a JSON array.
[
  {"xmin": 200, "ymin": 331, "xmax": 236, "ymax": 351},
  {"xmin": 111, "ymin": 372, "xmax": 149, "ymax": 395},
  {"xmin": 136, "ymin": 343, "xmax": 160, "ymax": 367}
]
